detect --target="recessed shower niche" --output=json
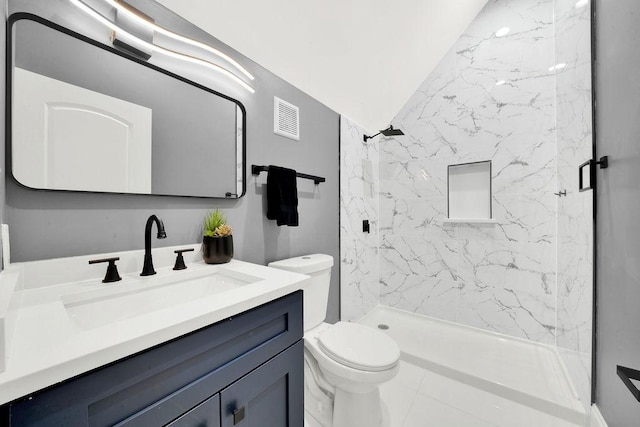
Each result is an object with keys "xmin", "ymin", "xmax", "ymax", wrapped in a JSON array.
[{"xmin": 445, "ymin": 160, "xmax": 494, "ymax": 223}]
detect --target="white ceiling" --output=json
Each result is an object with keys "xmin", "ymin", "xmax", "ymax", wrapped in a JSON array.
[{"xmin": 156, "ymin": 0, "xmax": 488, "ymax": 133}]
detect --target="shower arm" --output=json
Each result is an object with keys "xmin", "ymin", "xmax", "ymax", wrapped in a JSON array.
[
  {"xmin": 363, "ymin": 131, "xmax": 382, "ymax": 142},
  {"xmin": 363, "ymin": 125, "xmax": 404, "ymax": 142}
]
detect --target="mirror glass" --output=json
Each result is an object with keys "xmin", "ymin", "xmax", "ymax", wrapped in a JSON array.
[{"xmin": 9, "ymin": 16, "xmax": 246, "ymax": 198}]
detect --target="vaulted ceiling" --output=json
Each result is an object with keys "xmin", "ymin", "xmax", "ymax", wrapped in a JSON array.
[{"xmin": 157, "ymin": 0, "xmax": 488, "ymax": 132}]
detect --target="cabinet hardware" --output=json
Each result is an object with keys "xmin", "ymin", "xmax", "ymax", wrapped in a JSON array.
[{"xmin": 233, "ymin": 406, "xmax": 246, "ymax": 425}]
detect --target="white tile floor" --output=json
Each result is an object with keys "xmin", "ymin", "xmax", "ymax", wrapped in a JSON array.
[{"xmin": 380, "ymin": 360, "xmax": 584, "ymax": 427}]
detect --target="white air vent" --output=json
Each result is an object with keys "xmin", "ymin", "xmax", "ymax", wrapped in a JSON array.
[{"xmin": 274, "ymin": 97, "xmax": 300, "ymax": 141}]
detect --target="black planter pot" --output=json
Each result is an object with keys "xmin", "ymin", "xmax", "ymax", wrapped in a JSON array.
[{"xmin": 202, "ymin": 235, "xmax": 234, "ymax": 264}]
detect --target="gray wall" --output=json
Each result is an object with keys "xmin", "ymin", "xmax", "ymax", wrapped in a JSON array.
[
  {"xmin": 595, "ymin": 0, "xmax": 640, "ymax": 425},
  {"xmin": 5, "ymin": 0, "xmax": 341, "ymax": 322}
]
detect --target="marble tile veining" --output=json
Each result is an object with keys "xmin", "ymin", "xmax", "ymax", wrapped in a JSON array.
[{"xmin": 379, "ymin": 0, "xmax": 559, "ymax": 344}]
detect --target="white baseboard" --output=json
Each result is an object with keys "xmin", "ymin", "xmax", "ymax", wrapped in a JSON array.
[{"xmin": 591, "ymin": 405, "xmax": 609, "ymax": 427}]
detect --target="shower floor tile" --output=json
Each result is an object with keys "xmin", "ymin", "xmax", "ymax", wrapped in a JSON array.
[{"xmin": 380, "ymin": 361, "xmax": 584, "ymax": 427}]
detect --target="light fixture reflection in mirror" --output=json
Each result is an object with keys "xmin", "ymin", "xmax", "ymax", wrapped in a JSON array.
[{"xmin": 68, "ymin": 0, "xmax": 255, "ymax": 93}]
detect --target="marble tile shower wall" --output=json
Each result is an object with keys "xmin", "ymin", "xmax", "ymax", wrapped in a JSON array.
[
  {"xmin": 555, "ymin": 0, "xmax": 593, "ymax": 408},
  {"xmin": 340, "ymin": 116, "xmax": 380, "ymax": 321},
  {"xmin": 378, "ymin": 0, "xmax": 558, "ymax": 344}
]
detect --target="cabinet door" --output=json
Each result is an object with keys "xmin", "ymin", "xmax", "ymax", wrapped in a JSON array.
[
  {"xmin": 166, "ymin": 393, "xmax": 220, "ymax": 427},
  {"xmin": 220, "ymin": 341, "xmax": 303, "ymax": 427}
]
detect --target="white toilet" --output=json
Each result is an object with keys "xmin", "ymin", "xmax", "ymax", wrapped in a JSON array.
[{"xmin": 269, "ymin": 254, "xmax": 400, "ymax": 427}]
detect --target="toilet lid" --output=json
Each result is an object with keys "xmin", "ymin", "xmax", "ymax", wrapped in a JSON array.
[{"xmin": 317, "ymin": 322, "xmax": 400, "ymax": 372}]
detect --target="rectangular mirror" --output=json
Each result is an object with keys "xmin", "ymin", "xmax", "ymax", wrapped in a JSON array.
[{"xmin": 8, "ymin": 14, "xmax": 246, "ymax": 198}]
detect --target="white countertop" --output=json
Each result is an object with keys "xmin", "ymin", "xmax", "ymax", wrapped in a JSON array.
[{"xmin": 0, "ymin": 246, "xmax": 309, "ymax": 405}]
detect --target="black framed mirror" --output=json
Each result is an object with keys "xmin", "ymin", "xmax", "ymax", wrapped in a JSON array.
[{"xmin": 7, "ymin": 13, "xmax": 246, "ymax": 198}]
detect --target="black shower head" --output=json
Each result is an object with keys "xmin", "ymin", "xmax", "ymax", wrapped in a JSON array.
[
  {"xmin": 380, "ymin": 125, "xmax": 405, "ymax": 137},
  {"xmin": 363, "ymin": 125, "xmax": 405, "ymax": 142}
]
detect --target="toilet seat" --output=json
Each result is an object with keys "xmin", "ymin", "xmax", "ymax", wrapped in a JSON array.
[{"xmin": 317, "ymin": 322, "xmax": 400, "ymax": 372}]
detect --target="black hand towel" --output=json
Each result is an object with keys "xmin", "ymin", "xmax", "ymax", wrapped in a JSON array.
[{"xmin": 266, "ymin": 165, "xmax": 299, "ymax": 226}]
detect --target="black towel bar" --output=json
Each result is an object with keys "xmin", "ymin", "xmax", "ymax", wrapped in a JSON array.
[{"xmin": 251, "ymin": 165, "xmax": 326, "ymax": 184}]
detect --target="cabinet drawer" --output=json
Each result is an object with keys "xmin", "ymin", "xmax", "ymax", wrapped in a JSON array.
[
  {"xmin": 7, "ymin": 291, "xmax": 302, "ymax": 427},
  {"xmin": 165, "ymin": 394, "xmax": 220, "ymax": 427}
]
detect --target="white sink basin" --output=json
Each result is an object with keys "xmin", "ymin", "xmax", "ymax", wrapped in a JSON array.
[{"xmin": 61, "ymin": 268, "xmax": 261, "ymax": 329}]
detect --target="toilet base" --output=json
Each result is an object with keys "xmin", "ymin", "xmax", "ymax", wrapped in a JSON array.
[
  {"xmin": 332, "ymin": 386, "xmax": 384, "ymax": 427},
  {"xmin": 304, "ymin": 355, "xmax": 334, "ymax": 426}
]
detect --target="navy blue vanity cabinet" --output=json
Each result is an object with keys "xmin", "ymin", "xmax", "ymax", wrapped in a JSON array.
[{"xmin": 2, "ymin": 291, "xmax": 303, "ymax": 427}]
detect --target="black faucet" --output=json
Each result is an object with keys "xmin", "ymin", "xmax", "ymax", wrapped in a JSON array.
[{"xmin": 141, "ymin": 215, "xmax": 167, "ymax": 276}]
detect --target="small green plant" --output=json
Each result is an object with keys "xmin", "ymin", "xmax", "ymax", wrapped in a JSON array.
[{"xmin": 204, "ymin": 210, "xmax": 233, "ymax": 237}]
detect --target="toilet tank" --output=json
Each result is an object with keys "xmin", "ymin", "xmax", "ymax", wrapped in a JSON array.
[{"xmin": 268, "ymin": 254, "xmax": 334, "ymax": 331}]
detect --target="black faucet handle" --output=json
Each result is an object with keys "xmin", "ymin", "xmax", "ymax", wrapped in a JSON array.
[
  {"xmin": 89, "ymin": 257, "xmax": 122, "ymax": 283},
  {"xmin": 174, "ymin": 248, "xmax": 195, "ymax": 254},
  {"xmin": 173, "ymin": 248, "xmax": 195, "ymax": 270}
]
